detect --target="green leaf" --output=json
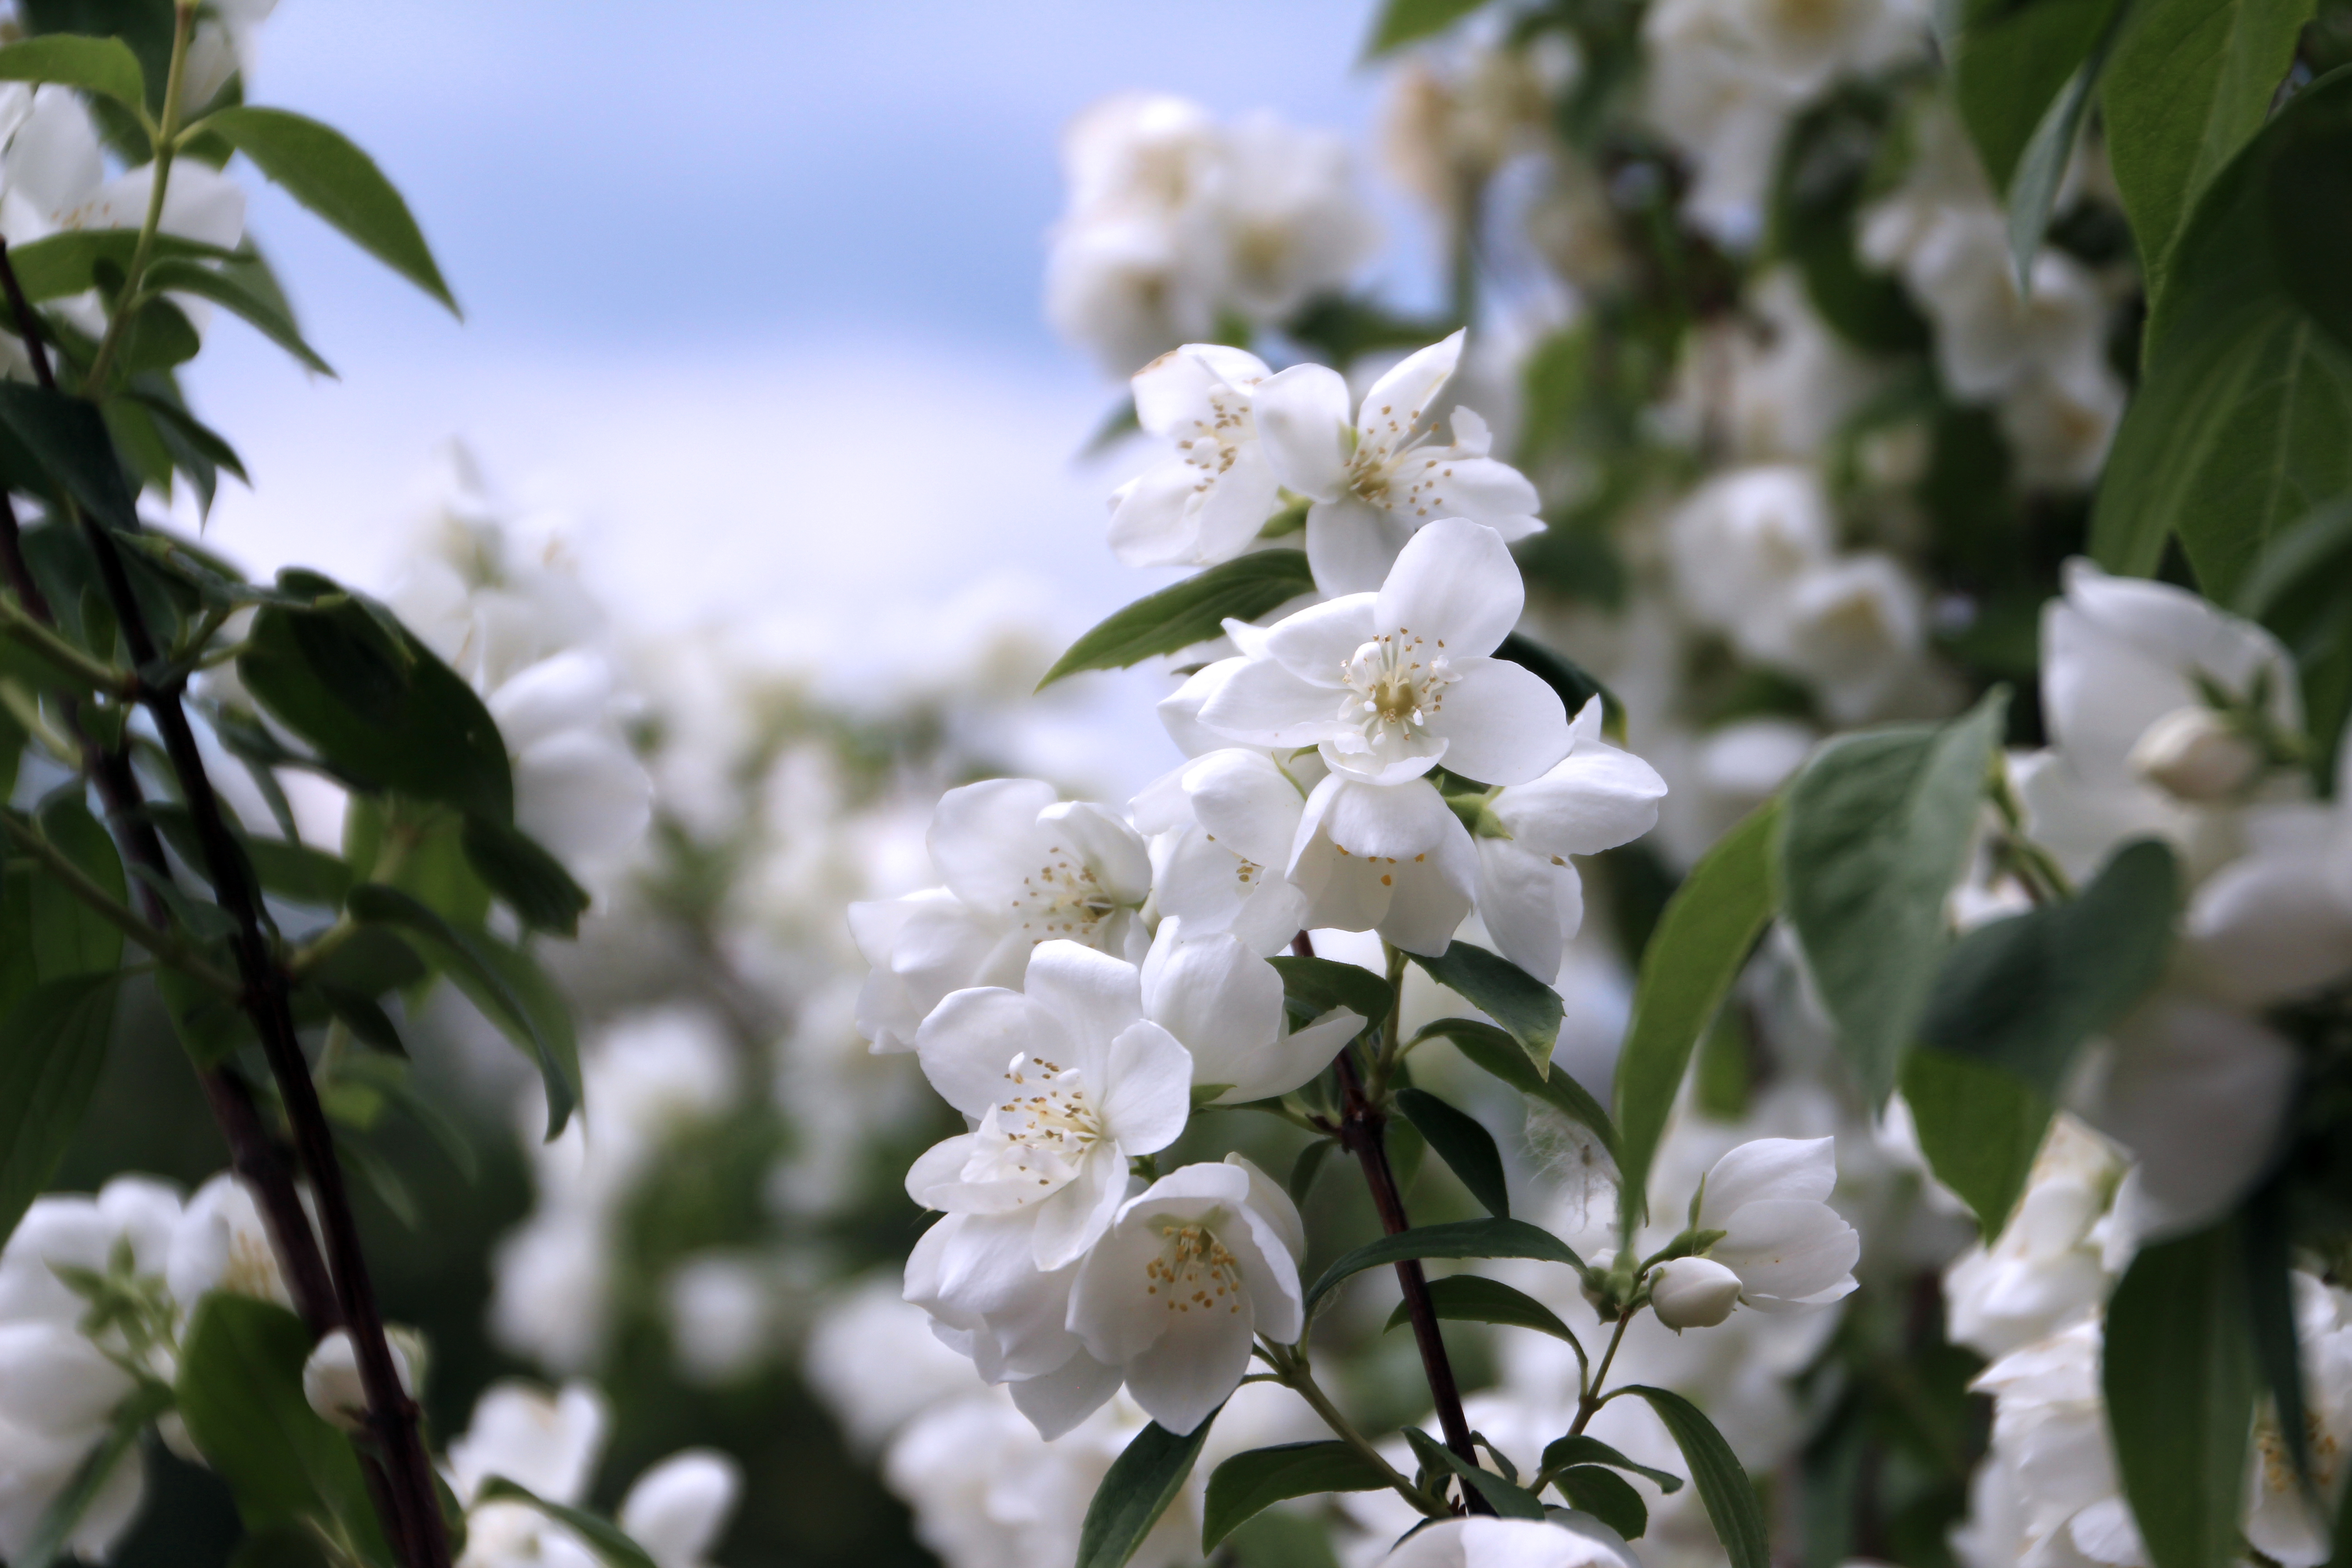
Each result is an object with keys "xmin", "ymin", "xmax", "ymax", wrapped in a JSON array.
[
  {"xmin": 1555, "ymin": 1465, "xmax": 1648, "ymax": 1540},
  {"xmin": 1038, "ymin": 550, "xmax": 1314, "ymax": 687},
  {"xmin": 139, "ymin": 801, "xmax": 351, "ymax": 908},
  {"xmin": 0, "ymin": 382, "xmax": 141, "ymax": 531},
  {"xmin": 1414, "ymin": 1016, "xmax": 1619, "ymax": 1161},
  {"xmin": 1898, "ymin": 1049, "xmax": 2052, "ymax": 1239},
  {"xmin": 1076, "ymin": 1414, "xmax": 1220, "ymax": 1568},
  {"xmin": 1919, "ymin": 839, "xmax": 2180, "ymax": 1096},
  {"xmin": 2233, "ymin": 493, "xmax": 2352, "ymax": 619},
  {"xmin": 1396, "ymin": 1088, "xmax": 1511, "ymax": 1218},
  {"xmin": 461, "ymin": 814, "xmax": 589, "ymax": 936},
  {"xmin": 1200, "ymin": 1441, "xmax": 1392, "ymax": 1551},
  {"xmin": 2242, "ymin": 1181, "xmax": 2312, "ymax": 1495},
  {"xmin": 1405, "ymin": 941, "xmax": 1561, "ymax": 1072},
  {"xmin": 346, "ymin": 883, "xmax": 578, "ymax": 1137},
  {"xmin": 1401, "ymin": 1427, "xmax": 1547, "ymax": 1519},
  {"xmin": 123, "ymin": 386, "xmax": 249, "ymax": 487},
  {"xmin": 30, "ymin": 792, "xmax": 127, "ymax": 976},
  {"xmin": 2007, "ymin": 8, "xmax": 2126, "ymax": 281},
  {"xmin": 1287, "ymin": 1138, "xmax": 1336, "ymax": 1204},
  {"xmin": 175, "ymin": 1295, "xmax": 387, "ymax": 1553},
  {"xmin": 1612, "ymin": 798, "xmax": 1780, "ymax": 1218},
  {"xmin": 1496, "ymin": 632, "xmax": 1625, "ymax": 743},
  {"xmin": 0, "ymin": 35, "xmax": 146, "ymax": 116},
  {"xmin": 1303, "ymin": 1217, "xmax": 1585, "ymax": 1315},
  {"xmin": 1620, "ymin": 1387, "xmax": 1769, "ymax": 1568},
  {"xmin": 0, "ymin": 974, "xmax": 121, "ymax": 1249},
  {"xmin": 239, "ymin": 578, "xmax": 514, "ymax": 823},
  {"xmin": 2091, "ymin": 67, "xmax": 2352, "ymax": 587},
  {"xmin": 0, "ymin": 230, "xmax": 230, "ymax": 304},
  {"xmin": 1781, "ymin": 690, "xmax": 2007, "ymax": 1103},
  {"xmin": 1384, "ymin": 1274, "xmax": 1583, "ymax": 1346},
  {"xmin": 1537, "ymin": 1435, "xmax": 1686, "ymax": 1494},
  {"xmin": 1268, "ymin": 955, "xmax": 1393, "ymax": 1028},
  {"xmin": 2102, "ymin": 0, "xmax": 2314, "ymax": 307},
  {"xmin": 203, "ymin": 106, "xmax": 457, "ymax": 313},
  {"xmin": 1772, "ymin": 97, "xmax": 1931, "ymax": 353},
  {"xmin": 14, "ymin": 1379, "xmax": 173, "ymax": 1568},
  {"xmin": 2102, "ymin": 1220, "xmax": 2255, "ymax": 1568},
  {"xmin": 138, "ymin": 256, "xmax": 335, "ymax": 376},
  {"xmin": 1364, "ymin": 0, "xmax": 1489, "ymax": 54},
  {"xmin": 1950, "ymin": 0, "xmax": 2127, "ymax": 191},
  {"xmin": 472, "ymin": 1479, "xmax": 655, "ymax": 1568}
]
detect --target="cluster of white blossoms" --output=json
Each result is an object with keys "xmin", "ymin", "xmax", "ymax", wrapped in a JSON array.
[
  {"xmin": 1046, "ymin": 93, "xmax": 1382, "ymax": 376},
  {"xmin": 0, "ymin": 1175, "xmax": 286, "ymax": 1560}
]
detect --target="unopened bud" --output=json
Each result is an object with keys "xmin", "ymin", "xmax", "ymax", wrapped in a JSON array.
[
  {"xmin": 1650, "ymin": 1257, "xmax": 1742, "ymax": 1331},
  {"xmin": 2128, "ymin": 706, "xmax": 2261, "ymax": 803},
  {"xmin": 303, "ymin": 1327, "xmax": 423, "ymax": 1431}
]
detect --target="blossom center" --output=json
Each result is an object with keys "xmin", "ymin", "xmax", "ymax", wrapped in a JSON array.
[
  {"xmin": 1011, "ymin": 843, "xmax": 1121, "ymax": 943},
  {"xmin": 1334, "ymin": 632, "xmax": 1455, "ymax": 757},
  {"xmin": 1174, "ymin": 388, "xmax": 1253, "ymax": 494},
  {"xmin": 1141, "ymin": 1220, "xmax": 1245, "ymax": 1315},
  {"xmin": 970, "ymin": 1052, "xmax": 1105, "ymax": 1199}
]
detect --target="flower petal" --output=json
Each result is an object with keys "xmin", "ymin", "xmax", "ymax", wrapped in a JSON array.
[
  {"xmin": 1375, "ymin": 519, "xmax": 1525, "ymax": 657},
  {"xmin": 1306, "ymin": 497, "xmax": 1414, "ymax": 595},
  {"xmin": 1131, "ymin": 344, "xmax": 1272, "ymax": 435},
  {"xmin": 1097, "ymin": 1019, "xmax": 1196, "ymax": 1155},
  {"xmin": 1005, "ymin": 1348, "xmax": 1124, "ymax": 1439},
  {"xmin": 1697, "ymin": 1137, "xmax": 1837, "ymax": 1224},
  {"xmin": 1431, "ymin": 657, "xmax": 1571, "ymax": 786},
  {"xmin": 1024, "ymin": 940, "xmax": 1146, "ymax": 1056},
  {"xmin": 929, "ymin": 778, "xmax": 1061, "ymax": 909},
  {"xmin": 1492, "ymin": 734, "xmax": 1669, "ymax": 857},
  {"xmin": 1262, "ymin": 593, "xmax": 1379, "ymax": 685},
  {"xmin": 1197, "ymin": 656, "xmax": 1346, "ymax": 746},
  {"xmin": 1358, "ymin": 331, "xmax": 1465, "ymax": 446},
  {"xmin": 1475, "ymin": 838, "xmax": 1581, "ymax": 980},
  {"xmin": 915, "ymin": 988, "xmax": 1073, "ymax": 1119},
  {"xmin": 1253, "ymin": 363, "xmax": 1354, "ymax": 497}
]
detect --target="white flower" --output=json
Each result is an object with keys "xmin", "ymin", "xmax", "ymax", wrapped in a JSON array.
[
  {"xmin": 1641, "ymin": 0, "xmax": 1804, "ymax": 250},
  {"xmin": 1381, "ymin": 1514, "xmax": 1642, "ymax": 1568},
  {"xmin": 1962, "ymin": 1320, "xmax": 2138, "ymax": 1568},
  {"xmin": 1287, "ymin": 773, "xmax": 1481, "ymax": 954},
  {"xmin": 1651, "ymin": 1257, "xmax": 1744, "ymax": 1330},
  {"xmin": 485, "ymin": 650, "xmax": 654, "ymax": 867},
  {"xmin": 1132, "ymin": 747, "xmax": 1318, "ymax": 956},
  {"xmin": 1666, "ymin": 465, "xmax": 1835, "ymax": 644},
  {"xmin": 1068, "ymin": 1156, "xmax": 1305, "ymax": 1434},
  {"xmin": 850, "ymin": 778, "xmax": 1152, "ymax": 1051},
  {"xmin": 1214, "ymin": 112, "xmax": 1381, "ymax": 321},
  {"xmin": 617, "ymin": 1450, "xmax": 741, "ymax": 1568},
  {"xmin": 2181, "ymin": 741, "xmax": 2352, "ymax": 1006},
  {"xmin": 2243, "ymin": 1278, "xmax": 2352, "ymax": 1568},
  {"xmin": 1140, "ymin": 921, "xmax": 1364, "ymax": 1102},
  {"xmin": 906, "ymin": 941, "xmax": 1198, "ymax": 1269},
  {"xmin": 1942, "ymin": 1116, "xmax": 2124, "ymax": 1359},
  {"xmin": 446, "ymin": 1380, "xmax": 609, "ymax": 1507},
  {"xmin": 165, "ymin": 1172, "xmax": 289, "ymax": 1309},
  {"xmin": 1476, "ymin": 697, "xmax": 1669, "ymax": 979},
  {"xmin": 1687, "ymin": 1137, "xmax": 1860, "ymax": 1314},
  {"xmin": 302, "ymin": 1328, "xmax": 421, "ymax": 1433},
  {"xmin": 1198, "ymin": 518, "xmax": 1569, "ymax": 787},
  {"xmin": 1251, "ymin": 335, "xmax": 1544, "ymax": 593},
  {"xmin": 1109, "ymin": 346, "xmax": 1284, "ymax": 568}
]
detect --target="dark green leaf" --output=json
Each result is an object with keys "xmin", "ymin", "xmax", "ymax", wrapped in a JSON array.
[
  {"xmin": 124, "ymin": 386, "xmax": 248, "ymax": 493},
  {"xmin": 2233, "ymin": 494, "xmax": 2352, "ymax": 619},
  {"xmin": 0, "ymin": 381, "xmax": 141, "ymax": 531},
  {"xmin": 239, "ymin": 579, "xmax": 513, "ymax": 823},
  {"xmin": 139, "ymin": 256, "xmax": 335, "ymax": 376},
  {"xmin": 1405, "ymin": 941, "xmax": 1562, "ymax": 1073},
  {"xmin": 1364, "ymin": 0, "xmax": 1488, "ymax": 54},
  {"xmin": 1038, "ymin": 550, "xmax": 1315, "ymax": 687},
  {"xmin": 0, "ymin": 974, "xmax": 121, "ymax": 1249},
  {"xmin": 1781, "ymin": 690, "xmax": 2006, "ymax": 1103},
  {"xmin": 2242, "ymin": 1181, "xmax": 2311, "ymax": 1494},
  {"xmin": 30, "ymin": 792, "xmax": 127, "ymax": 976},
  {"xmin": 1304, "ymin": 1217, "xmax": 1585, "ymax": 1315},
  {"xmin": 1950, "ymin": 0, "xmax": 2126, "ymax": 191},
  {"xmin": 1538, "ymin": 1435, "xmax": 1686, "ymax": 1494},
  {"xmin": 175, "ymin": 1295, "xmax": 386, "ymax": 1553},
  {"xmin": 1620, "ymin": 1387, "xmax": 1769, "ymax": 1568},
  {"xmin": 1496, "ymin": 632, "xmax": 1625, "ymax": 742},
  {"xmin": 0, "ymin": 35, "xmax": 145, "ymax": 115},
  {"xmin": 2007, "ymin": 7, "xmax": 2126, "ymax": 280},
  {"xmin": 1401, "ymin": 1427, "xmax": 1546, "ymax": 1519},
  {"xmin": 1288, "ymin": 1138, "xmax": 1336, "ymax": 1204},
  {"xmin": 1415, "ymin": 1015, "xmax": 1619, "ymax": 1161},
  {"xmin": 1268, "ymin": 955, "xmax": 1393, "ymax": 1028},
  {"xmin": 1613, "ymin": 798, "xmax": 1780, "ymax": 1219},
  {"xmin": 1899, "ymin": 1049, "xmax": 2052, "ymax": 1240},
  {"xmin": 139, "ymin": 802, "xmax": 351, "ymax": 907},
  {"xmin": 2103, "ymin": 0, "xmax": 2314, "ymax": 306},
  {"xmin": 204, "ymin": 107, "xmax": 457, "ymax": 313},
  {"xmin": 1384, "ymin": 1274, "xmax": 1583, "ymax": 1346},
  {"xmin": 473, "ymin": 1479, "xmax": 655, "ymax": 1568},
  {"xmin": 117, "ymin": 294, "xmax": 199, "ymax": 375},
  {"xmin": 318, "ymin": 986, "xmax": 403, "ymax": 1054},
  {"xmin": 1396, "ymin": 1088, "xmax": 1511, "ymax": 1218},
  {"xmin": 1200, "ymin": 1441, "xmax": 1392, "ymax": 1551},
  {"xmin": 1077, "ymin": 1414, "xmax": 1220, "ymax": 1568},
  {"xmin": 14, "ymin": 1379, "xmax": 173, "ymax": 1568},
  {"xmin": 2102, "ymin": 1220, "xmax": 2255, "ymax": 1568},
  {"xmin": 1556, "ymin": 1466, "xmax": 1648, "ymax": 1540},
  {"xmin": 1919, "ymin": 838, "xmax": 2179, "ymax": 1096},
  {"xmin": 345, "ymin": 883, "xmax": 578, "ymax": 1137},
  {"xmin": 0, "ymin": 230, "xmax": 229, "ymax": 304},
  {"xmin": 461, "ymin": 814, "xmax": 589, "ymax": 936}
]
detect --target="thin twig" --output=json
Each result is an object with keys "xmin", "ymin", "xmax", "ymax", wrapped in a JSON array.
[{"xmin": 1261, "ymin": 1340, "xmax": 1447, "ymax": 1518}]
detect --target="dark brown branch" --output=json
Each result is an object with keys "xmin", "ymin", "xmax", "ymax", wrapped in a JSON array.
[
  {"xmin": 0, "ymin": 240, "xmax": 57, "ymax": 393},
  {"xmin": 1295, "ymin": 932, "xmax": 1493, "ymax": 1516}
]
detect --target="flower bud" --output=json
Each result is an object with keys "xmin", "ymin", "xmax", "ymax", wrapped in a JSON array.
[
  {"xmin": 2128, "ymin": 706, "xmax": 2261, "ymax": 803},
  {"xmin": 303, "ymin": 1327, "xmax": 423, "ymax": 1431},
  {"xmin": 1650, "ymin": 1257, "xmax": 1743, "ymax": 1330}
]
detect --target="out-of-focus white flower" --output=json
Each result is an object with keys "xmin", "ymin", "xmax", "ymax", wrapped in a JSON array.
[
  {"xmin": 617, "ymin": 1450, "xmax": 741, "ymax": 1568},
  {"xmin": 907, "ymin": 941, "xmax": 1197, "ymax": 1269},
  {"xmin": 1720, "ymin": 271, "xmax": 1886, "ymax": 461},
  {"xmin": 1476, "ymin": 696, "xmax": 1669, "ymax": 978},
  {"xmin": 1109, "ymin": 346, "xmax": 1284, "ymax": 568},
  {"xmin": 1960, "ymin": 1320, "xmax": 2139, "ymax": 1568},
  {"xmin": 2181, "ymin": 741, "xmax": 2352, "ymax": 1007},
  {"xmin": 1667, "ymin": 465, "xmax": 1835, "ymax": 640},
  {"xmin": 1215, "ymin": 113, "xmax": 1382, "ymax": 321},
  {"xmin": 1251, "ymin": 336, "xmax": 1544, "ymax": 593},
  {"xmin": 1068, "ymin": 1156, "xmax": 1304, "ymax": 1435},
  {"xmin": 302, "ymin": 1328, "xmax": 422, "ymax": 1433},
  {"xmin": 850, "ymin": 778, "xmax": 1152, "ymax": 1051},
  {"xmin": 1942, "ymin": 1116, "xmax": 2124, "ymax": 1359},
  {"xmin": 1382, "ymin": 1515, "xmax": 1642, "ymax": 1568},
  {"xmin": 180, "ymin": 0, "xmax": 278, "ymax": 108},
  {"xmin": 1687, "ymin": 1137, "xmax": 1860, "ymax": 1314},
  {"xmin": 446, "ymin": 1380, "xmax": 610, "ymax": 1507},
  {"xmin": 662, "ymin": 1254, "xmax": 773, "ymax": 1388},
  {"xmin": 1199, "ymin": 519, "xmax": 1568, "ymax": 786},
  {"xmin": 801, "ymin": 1277, "xmax": 990, "ymax": 1457},
  {"xmin": 165, "ymin": 1172, "xmax": 290, "ymax": 1309},
  {"xmin": 2242, "ymin": 1279, "xmax": 2352, "ymax": 1568}
]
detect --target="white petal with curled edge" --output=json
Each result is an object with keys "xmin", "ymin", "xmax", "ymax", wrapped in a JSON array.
[
  {"xmin": 1711, "ymin": 1198, "xmax": 1859, "ymax": 1310},
  {"xmin": 1427, "ymin": 456, "xmax": 1544, "ymax": 538},
  {"xmin": 1107, "ymin": 461, "xmax": 1213, "ymax": 568},
  {"xmin": 914, "ymin": 988, "xmax": 1069, "ymax": 1120},
  {"xmin": 1131, "ymin": 344, "xmax": 1272, "ymax": 435},
  {"xmin": 1142, "ymin": 926, "xmax": 1282, "ymax": 1078},
  {"xmin": 1475, "ymin": 838, "xmax": 1578, "ymax": 981},
  {"xmin": 1431, "ymin": 659, "xmax": 1571, "ymax": 787},
  {"xmin": 1006, "ymin": 1346, "xmax": 1124, "ymax": 1439},
  {"xmin": 1022, "ymin": 941, "xmax": 1147, "ymax": 1058},
  {"xmin": 1039, "ymin": 800, "xmax": 1153, "ymax": 904},
  {"xmin": 1358, "ymin": 331, "xmax": 1465, "ymax": 444},
  {"xmin": 928, "ymin": 779, "xmax": 1060, "ymax": 909},
  {"xmin": 1252, "ymin": 362, "xmax": 1355, "ymax": 498},
  {"xmin": 1186, "ymin": 749, "xmax": 1310, "ymax": 867},
  {"xmin": 1097, "ymin": 1019, "xmax": 1195, "ymax": 1155},
  {"xmin": 1375, "ymin": 519, "xmax": 1526, "ymax": 658},
  {"xmin": 1220, "ymin": 1005, "xmax": 1363, "ymax": 1104}
]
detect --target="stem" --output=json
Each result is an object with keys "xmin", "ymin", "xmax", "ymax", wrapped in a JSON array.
[
  {"xmin": 1569, "ymin": 1311, "xmax": 1634, "ymax": 1435},
  {"xmin": 0, "ymin": 596, "xmax": 138, "ymax": 696},
  {"xmin": 1262, "ymin": 1341, "xmax": 1447, "ymax": 1519},
  {"xmin": 83, "ymin": 0, "xmax": 194, "ymax": 395},
  {"xmin": 1295, "ymin": 930, "xmax": 1493, "ymax": 1515},
  {"xmin": 0, "ymin": 810, "xmax": 238, "ymax": 994}
]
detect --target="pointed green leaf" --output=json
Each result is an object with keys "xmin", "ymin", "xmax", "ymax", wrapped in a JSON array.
[
  {"xmin": 1077, "ymin": 1413, "xmax": 1220, "ymax": 1568},
  {"xmin": 472, "ymin": 1479, "xmax": 655, "ymax": 1568},
  {"xmin": 1538, "ymin": 1435, "xmax": 1686, "ymax": 1494},
  {"xmin": 460, "ymin": 814, "xmax": 589, "ymax": 936},
  {"xmin": 1395, "ymin": 1087, "xmax": 1510, "ymax": 1218},
  {"xmin": 1899, "ymin": 1049, "xmax": 2052, "ymax": 1240},
  {"xmin": 1268, "ymin": 955, "xmax": 1393, "ymax": 1028},
  {"xmin": 1950, "ymin": 0, "xmax": 2126, "ymax": 191},
  {"xmin": 0, "ymin": 974, "xmax": 121, "ymax": 1250},
  {"xmin": 0, "ymin": 35, "xmax": 145, "ymax": 117},
  {"xmin": 1405, "ymin": 941, "xmax": 1561, "ymax": 1071},
  {"xmin": 2007, "ymin": 11, "xmax": 2126, "ymax": 281},
  {"xmin": 1401, "ymin": 1426, "xmax": 1547, "ymax": 1519},
  {"xmin": 138, "ymin": 255, "xmax": 334, "ymax": 375},
  {"xmin": 1620, "ymin": 1387, "xmax": 1769, "ymax": 1568},
  {"xmin": 1201, "ymin": 1441, "xmax": 1393, "ymax": 1551},
  {"xmin": 1384, "ymin": 1274, "xmax": 1583, "ymax": 1347},
  {"xmin": 1039, "ymin": 550, "xmax": 1315, "ymax": 686},
  {"xmin": 1304, "ymin": 1217, "xmax": 1585, "ymax": 1315},
  {"xmin": 1554, "ymin": 1465, "xmax": 1648, "ymax": 1540},
  {"xmin": 1415, "ymin": 1015, "xmax": 1618, "ymax": 1161},
  {"xmin": 1364, "ymin": 0, "xmax": 1488, "ymax": 55}
]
